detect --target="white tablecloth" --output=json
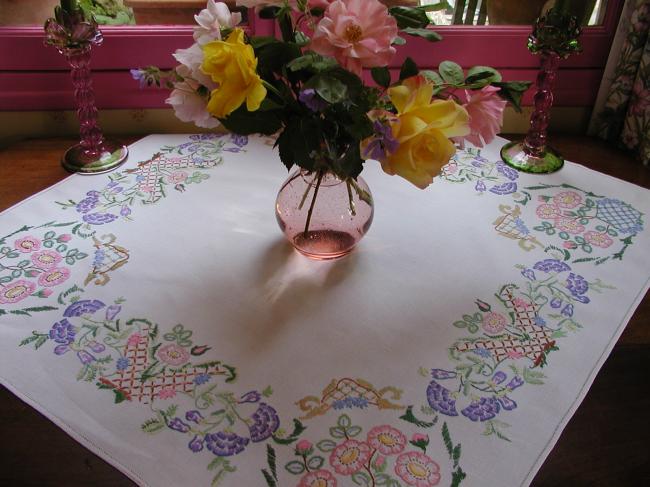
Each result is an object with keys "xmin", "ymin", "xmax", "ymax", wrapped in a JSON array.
[{"xmin": 1, "ymin": 134, "xmax": 648, "ymax": 487}]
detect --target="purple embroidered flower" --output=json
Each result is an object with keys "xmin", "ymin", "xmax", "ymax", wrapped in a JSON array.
[
  {"xmin": 105, "ymin": 304, "xmax": 121, "ymax": 321},
  {"xmin": 332, "ymin": 397, "xmax": 369, "ymax": 410},
  {"xmin": 473, "ymin": 347, "xmax": 491, "ymax": 358},
  {"xmin": 362, "ymin": 120, "xmax": 399, "ymax": 160},
  {"xmin": 87, "ymin": 341, "xmax": 105, "ymax": 353},
  {"xmin": 426, "ymin": 380, "xmax": 458, "ymax": 416},
  {"xmin": 239, "ymin": 390, "xmax": 261, "ymax": 404},
  {"xmin": 298, "ymin": 88, "xmax": 327, "ymax": 112},
  {"xmin": 49, "ymin": 319, "xmax": 76, "ymax": 344},
  {"xmin": 86, "ymin": 190, "xmax": 100, "ymax": 198},
  {"xmin": 168, "ymin": 417, "xmax": 190, "ymax": 433},
  {"xmin": 561, "ymin": 304, "xmax": 574, "ymax": 317},
  {"xmin": 492, "ymin": 371, "xmax": 507, "ymax": 384},
  {"xmin": 120, "ymin": 206, "xmax": 131, "ymax": 217},
  {"xmin": 194, "ymin": 373, "xmax": 211, "ymax": 385},
  {"xmin": 77, "ymin": 350, "xmax": 95, "ymax": 365},
  {"xmin": 185, "ymin": 410, "xmax": 204, "ymax": 424},
  {"xmin": 475, "ymin": 180, "xmax": 486, "ymax": 192},
  {"xmin": 534, "ymin": 316, "xmax": 547, "ymax": 327},
  {"xmin": 64, "ymin": 299, "xmax": 105, "ymax": 317},
  {"xmin": 248, "ymin": 403, "xmax": 280, "ymax": 443},
  {"xmin": 496, "ymin": 161, "xmax": 519, "ymax": 181},
  {"xmin": 83, "ymin": 213, "xmax": 118, "ymax": 225},
  {"xmin": 189, "ymin": 134, "xmax": 218, "ymax": 141},
  {"xmin": 497, "ymin": 396, "xmax": 517, "ymax": 411},
  {"xmin": 188, "ymin": 435, "xmax": 204, "ymax": 453},
  {"xmin": 566, "ymin": 273, "xmax": 589, "ymax": 303},
  {"xmin": 521, "ymin": 268, "xmax": 536, "ymax": 281},
  {"xmin": 230, "ymin": 134, "xmax": 248, "ymax": 147},
  {"xmin": 54, "ymin": 344, "xmax": 69, "ymax": 355},
  {"xmin": 533, "ymin": 259, "xmax": 571, "ymax": 273},
  {"xmin": 550, "ymin": 297, "xmax": 562, "ymax": 309},
  {"xmin": 461, "ymin": 396, "xmax": 500, "ymax": 422},
  {"xmin": 471, "ymin": 156, "xmax": 487, "ymax": 167},
  {"xmin": 116, "ymin": 357, "xmax": 130, "ymax": 371},
  {"xmin": 489, "ymin": 181, "xmax": 517, "ymax": 195},
  {"xmin": 506, "ymin": 376, "xmax": 524, "ymax": 390},
  {"xmin": 75, "ymin": 197, "xmax": 98, "ymax": 214},
  {"xmin": 205, "ymin": 431, "xmax": 249, "ymax": 456},
  {"xmin": 431, "ymin": 369, "xmax": 457, "ymax": 380}
]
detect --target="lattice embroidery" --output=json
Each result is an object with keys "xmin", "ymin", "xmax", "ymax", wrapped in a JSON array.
[
  {"xmin": 100, "ymin": 326, "xmax": 230, "ymax": 404},
  {"xmin": 127, "ymin": 152, "xmax": 219, "ymax": 204},
  {"xmin": 296, "ymin": 378, "xmax": 404, "ymax": 419},
  {"xmin": 455, "ymin": 286, "xmax": 555, "ymax": 365},
  {"xmin": 493, "ymin": 204, "xmax": 543, "ymax": 251},
  {"xmin": 84, "ymin": 234, "xmax": 129, "ymax": 286}
]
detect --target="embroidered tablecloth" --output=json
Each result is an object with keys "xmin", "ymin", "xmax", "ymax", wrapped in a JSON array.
[{"xmin": 1, "ymin": 134, "xmax": 648, "ymax": 487}]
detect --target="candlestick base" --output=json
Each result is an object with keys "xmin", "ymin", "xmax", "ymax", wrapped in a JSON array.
[
  {"xmin": 500, "ymin": 141, "xmax": 564, "ymax": 174},
  {"xmin": 62, "ymin": 139, "xmax": 128, "ymax": 174}
]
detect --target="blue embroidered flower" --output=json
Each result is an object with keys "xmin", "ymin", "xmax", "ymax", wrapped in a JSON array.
[
  {"xmin": 194, "ymin": 373, "xmax": 211, "ymax": 385},
  {"xmin": 168, "ymin": 417, "xmax": 190, "ymax": 433},
  {"xmin": 550, "ymin": 297, "xmax": 563, "ymax": 309},
  {"xmin": 332, "ymin": 397, "xmax": 369, "ymax": 410},
  {"xmin": 86, "ymin": 190, "xmax": 100, "ymax": 198},
  {"xmin": 248, "ymin": 403, "xmax": 280, "ymax": 443},
  {"xmin": 533, "ymin": 259, "xmax": 571, "ymax": 273},
  {"xmin": 561, "ymin": 304, "xmax": 574, "ymax": 317},
  {"xmin": 185, "ymin": 410, "xmax": 204, "ymax": 424},
  {"xmin": 75, "ymin": 197, "xmax": 98, "ymax": 214},
  {"xmin": 506, "ymin": 376, "xmax": 524, "ymax": 390},
  {"xmin": 64, "ymin": 299, "xmax": 105, "ymax": 317},
  {"xmin": 239, "ymin": 391, "xmax": 261, "ymax": 404},
  {"xmin": 83, "ymin": 213, "xmax": 118, "ymax": 225},
  {"xmin": 426, "ymin": 380, "xmax": 458, "ymax": 416},
  {"xmin": 120, "ymin": 206, "xmax": 131, "ymax": 217},
  {"xmin": 116, "ymin": 357, "xmax": 130, "ymax": 371},
  {"xmin": 534, "ymin": 316, "xmax": 547, "ymax": 327},
  {"xmin": 490, "ymin": 181, "xmax": 518, "ymax": 195},
  {"xmin": 521, "ymin": 268, "xmax": 536, "ymax": 281},
  {"xmin": 49, "ymin": 319, "xmax": 76, "ymax": 344},
  {"xmin": 461, "ymin": 397, "xmax": 500, "ymax": 421},
  {"xmin": 431, "ymin": 369, "xmax": 457, "ymax": 380},
  {"xmin": 205, "ymin": 431, "xmax": 249, "ymax": 456},
  {"xmin": 188, "ymin": 435, "xmax": 204, "ymax": 453},
  {"xmin": 473, "ymin": 347, "xmax": 492, "ymax": 358},
  {"xmin": 514, "ymin": 218, "xmax": 530, "ymax": 235},
  {"xmin": 492, "ymin": 371, "xmax": 507, "ymax": 384},
  {"xmin": 496, "ymin": 161, "xmax": 519, "ymax": 181},
  {"xmin": 566, "ymin": 273, "xmax": 589, "ymax": 303},
  {"xmin": 92, "ymin": 249, "xmax": 105, "ymax": 267},
  {"xmin": 475, "ymin": 180, "xmax": 486, "ymax": 192},
  {"xmin": 77, "ymin": 350, "xmax": 95, "ymax": 365},
  {"xmin": 497, "ymin": 396, "xmax": 517, "ymax": 411}
]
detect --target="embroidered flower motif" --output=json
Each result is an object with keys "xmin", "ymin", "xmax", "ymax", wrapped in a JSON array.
[
  {"xmin": 298, "ymin": 469, "xmax": 337, "ymax": 487},
  {"xmin": 536, "ymin": 204, "xmax": 561, "ymax": 220},
  {"xmin": 87, "ymin": 341, "xmax": 105, "ymax": 353},
  {"xmin": 367, "ymin": 425, "xmax": 407, "ymax": 456},
  {"xmin": 394, "ymin": 451, "xmax": 441, "ymax": 486},
  {"xmin": 497, "ymin": 396, "xmax": 517, "ymax": 411},
  {"xmin": 584, "ymin": 230, "xmax": 613, "ymax": 248},
  {"xmin": 566, "ymin": 273, "xmax": 589, "ymax": 298},
  {"xmin": 561, "ymin": 304, "xmax": 574, "ymax": 317},
  {"xmin": 75, "ymin": 195, "xmax": 99, "ymax": 214},
  {"xmin": 512, "ymin": 297, "xmax": 532, "ymax": 309},
  {"xmin": 506, "ymin": 350, "xmax": 524, "ymax": 359},
  {"xmin": 550, "ymin": 297, "xmax": 562, "ymax": 308},
  {"xmin": 105, "ymin": 304, "xmax": 121, "ymax": 321},
  {"xmin": 481, "ymin": 311, "xmax": 507, "ymax": 334},
  {"xmin": 426, "ymin": 380, "xmax": 458, "ymax": 416},
  {"xmin": 185, "ymin": 410, "xmax": 204, "ymax": 423},
  {"xmin": 473, "ymin": 347, "xmax": 491, "ymax": 358},
  {"xmin": 0, "ymin": 280, "xmax": 36, "ymax": 304},
  {"xmin": 14, "ymin": 236, "xmax": 41, "ymax": 253},
  {"xmin": 329, "ymin": 439, "xmax": 371, "ymax": 475},
  {"xmin": 116, "ymin": 357, "xmax": 130, "ymax": 370},
  {"xmin": 489, "ymin": 181, "xmax": 517, "ymax": 195},
  {"xmin": 49, "ymin": 319, "xmax": 76, "ymax": 344},
  {"xmin": 156, "ymin": 343, "xmax": 190, "ymax": 366},
  {"xmin": 77, "ymin": 350, "xmax": 95, "ymax": 364},
  {"xmin": 127, "ymin": 333, "xmax": 144, "ymax": 347},
  {"xmin": 168, "ymin": 417, "xmax": 190, "ymax": 432},
  {"xmin": 194, "ymin": 373, "xmax": 211, "ymax": 385},
  {"xmin": 492, "ymin": 371, "xmax": 507, "ymax": 384},
  {"xmin": 533, "ymin": 259, "xmax": 571, "ymax": 273},
  {"xmin": 166, "ymin": 170, "xmax": 188, "ymax": 185},
  {"xmin": 521, "ymin": 268, "xmax": 536, "ymax": 281},
  {"xmin": 205, "ymin": 431, "xmax": 249, "ymax": 456},
  {"xmin": 295, "ymin": 439, "xmax": 313, "ymax": 456},
  {"xmin": 248, "ymin": 403, "xmax": 280, "ymax": 442},
  {"xmin": 461, "ymin": 396, "xmax": 500, "ymax": 421},
  {"xmin": 430, "ymin": 369, "xmax": 456, "ymax": 380},
  {"xmin": 495, "ymin": 161, "xmax": 518, "ymax": 181},
  {"xmin": 553, "ymin": 191, "xmax": 582, "ymax": 209},
  {"xmin": 554, "ymin": 217, "xmax": 585, "ymax": 234},
  {"xmin": 57, "ymin": 234, "xmax": 72, "ymax": 242},
  {"xmin": 188, "ymin": 435, "xmax": 204, "ymax": 453},
  {"xmin": 83, "ymin": 212, "xmax": 119, "ymax": 225},
  {"xmin": 31, "ymin": 250, "xmax": 62, "ymax": 269},
  {"xmin": 64, "ymin": 299, "xmax": 105, "ymax": 317},
  {"xmin": 563, "ymin": 240, "xmax": 578, "ymax": 249},
  {"xmin": 475, "ymin": 180, "xmax": 486, "ymax": 192},
  {"xmin": 506, "ymin": 376, "xmax": 524, "ymax": 390},
  {"xmin": 332, "ymin": 397, "xmax": 369, "ymax": 410},
  {"xmin": 37, "ymin": 267, "xmax": 70, "ymax": 287},
  {"xmin": 158, "ymin": 386, "xmax": 177, "ymax": 399},
  {"xmin": 239, "ymin": 390, "xmax": 261, "ymax": 404}
]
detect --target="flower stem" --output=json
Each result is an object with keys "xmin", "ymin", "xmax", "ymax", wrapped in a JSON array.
[{"xmin": 303, "ymin": 171, "xmax": 323, "ymax": 237}]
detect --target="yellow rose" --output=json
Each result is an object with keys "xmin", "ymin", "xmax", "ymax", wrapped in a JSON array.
[
  {"xmin": 201, "ymin": 28, "xmax": 267, "ymax": 118},
  {"xmin": 381, "ymin": 75, "xmax": 469, "ymax": 189}
]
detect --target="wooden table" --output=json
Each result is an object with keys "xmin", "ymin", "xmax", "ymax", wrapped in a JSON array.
[{"xmin": 1, "ymin": 135, "xmax": 648, "ymax": 486}]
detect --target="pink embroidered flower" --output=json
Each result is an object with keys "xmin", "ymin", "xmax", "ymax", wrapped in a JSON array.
[
  {"xmin": 31, "ymin": 250, "xmax": 62, "ymax": 269},
  {"xmin": 0, "ymin": 280, "xmax": 36, "ymax": 304},
  {"xmin": 555, "ymin": 217, "xmax": 585, "ymax": 234},
  {"xmin": 166, "ymin": 170, "xmax": 188, "ymax": 185},
  {"xmin": 512, "ymin": 297, "xmax": 533, "ymax": 309},
  {"xmin": 584, "ymin": 230, "xmax": 613, "ymax": 248},
  {"xmin": 394, "ymin": 451, "xmax": 441, "ymax": 486},
  {"xmin": 329, "ymin": 439, "xmax": 371, "ymax": 475},
  {"xmin": 553, "ymin": 191, "xmax": 582, "ymax": 209},
  {"xmin": 482, "ymin": 311, "xmax": 507, "ymax": 334},
  {"xmin": 563, "ymin": 241, "xmax": 578, "ymax": 249},
  {"xmin": 140, "ymin": 184, "xmax": 156, "ymax": 194},
  {"xmin": 507, "ymin": 350, "xmax": 524, "ymax": 359},
  {"xmin": 127, "ymin": 333, "xmax": 144, "ymax": 347},
  {"xmin": 158, "ymin": 386, "xmax": 177, "ymax": 399},
  {"xmin": 58, "ymin": 234, "xmax": 72, "ymax": 242},
  {"xmin": 298, "ymin": 469, "xmax": 337, "ymax": 487},
  {"xmin": 536, "ymin": 204, "xmax": 561, "ymax": 220},
  {"xmin": 156, "ymin": 343, "xmax": 190, "ymax": 366},
  {"xmin": 310, "ymin": 0, "xmax": 398, "ymax": 76},
  {"xmin": 374, "ymin": 455, "xmax": 386, "ymax": 468},
  {"xmin": 296, "ymin": 439, "xmax": 313, "ymax": 455},
  {"xmin": 367, "ymin": 425, "xmax": 407, "ymax": 455},
  {"xmin": 454, "ymin": 85, "xmax": 507, "ymax": 148},
  {"xmin": 14, "ymin": 236, "xmax": 41, "ymax": 253},
  {"xmin": 37, "ymin": 267, "xmax": 70, "ymax": 287},
  {"xmin": 41, "ymin": 288, "xmax": 53, "ymax": 297},
  {"xmin": 411, "ymin": 433, "xmax": 428, "ymax": 443},
  {"xmin": 443, "ymin": 162, "xmax": 458, "ymax": 174}
]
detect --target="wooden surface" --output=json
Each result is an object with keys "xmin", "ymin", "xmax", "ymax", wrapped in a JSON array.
[{"xmin": 0, "ymin": 134, "xmax": 648, "ymax": 486}]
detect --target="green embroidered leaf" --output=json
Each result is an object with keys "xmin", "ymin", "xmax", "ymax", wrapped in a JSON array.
[
  {"xmin": 272, "ymin": 419, "xmax": 306, "ymax": 445},
  {"xmin": 337, "ymin": 414, "xmax": 352, "ymax": 428},
  {"xmin": 452, "ymin": 444, "xmax": 462, "ymax": 467},
  {"xmin": 451, "ymin": 467, "xmax": 467, "ymax": 487},
  {"xmin": 141, "ymin": 418, "xmax": 165, "ymax": 434},
  {"xmin": 346, "ymin": 425, "xmax": 362, "ymax": 437},
  {"xmin": 351, "ymin": 471, "xmax": 372, "ymax": 486},
  {"xmin": 329, "ymin": 426, "xmax": 346, "ymax": 439},
  {"xmin": 316, "ymin": 439, "xmax": 337, "ymax": 452},
  {"xmin": 266, "ymin": 444, "xmax": 277, "ymax": 481},
  {"xmin": 284, "ymin": 460, "xmax": 305, "ymax": 475},
  {"xmin": 261, "ymin": 469, "xmax": 276, "ymax": 487},
  {"xmin": 262, "ymin": 385, "xmax": 273, "ymax": 397},
  {"xmin": 307, "ymin": 455, "xmax": 324, "ymax": 470},
  {"xmin": 442, "ymin": 422, "xmax": 454, "ymax": 456},
  {"xmin": 399, "ymin": 405, "xmax": 437, "ymax": 428}
]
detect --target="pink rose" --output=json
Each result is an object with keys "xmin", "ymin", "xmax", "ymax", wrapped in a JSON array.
[
  {"xmin": 158, "ymin": 386, "xmax": 177, "ymax": 399},
  {"xmin": 127, "ymin": 333, "xmax": 143, "ymax": 347},
  {"xmin": 296, "ymin": 439, "xmax": 313, "ymax": 454},
  {"xmin": 454, "ymin": 85, "xmax": 507, "ymax": 148},
  {"xmin": 310, "ymin": 0, "xmax": 398, "ymax": 76},
  {"xmin": 411, "ymin": 433, "xmax": 428, "ymax": 443}
]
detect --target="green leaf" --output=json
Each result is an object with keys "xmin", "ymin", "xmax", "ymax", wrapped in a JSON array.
[
  {"xmin": 399, "ymin": 57, "xmax": 419, "ymax": 81},
  {"xmin": 492, "ymin": 80, "xmax": 532, "ymax": 113},
  {"xmin": 371, "ymin": 66, "xmax": 391, "ymax": 88},
  {"xmin": 306, "ymin": 74, "xmax": 348, "ymax": 104},
  {"xmin": 261, "ymin": 469, "xmax": 276, "ymax": 487},
  {"xmin": 141, "ymin": 419, "xmax": 165, "ymax": 433},
  {"xmin": 114, "ymin": 389, "xmax": 127, "ymax": 404},
  {"xmin": 442, "ymin": 422, "xmax": 453, "ymax": 456},
  {"xmin": 347, "ymin": 425, "xmax": 362, "ymax": 437},
  {"xmin": 284, "ymin": 460, "xmax": 305, "ymax": 475},
  {"xmin": 250, "ymin": 36, "xmax": 278, "ymax": 50},
  {"xmin": 421, "ymin": 70, "xmax": 444, "ymax": 85},
  {"xmin": 401, "ymin": 27, "xmax": 442, "ymax": 42},
  {"xmin": 337, "ymin": 414, "xmax": 352, "ymax": 428},
  {"xmin": 272, "ymin": 418, "xmax": 306, "ymax": 445},
  {"xmin": 307, "ymin": 456, "xmax": 324, "ymax": 470},
  {"xmin": 258, "ymin": 6, "xmax": 281, "ymax": 19},
  {"xmin": 389, "ymin": 6, "xmax": 431, "ymax": 29},
  {"xmin": 392, "ymin": 36, "xmax": 406, "ymax": 45},
  {"xmin": 220, "ymin": 105, "xmax": 282, "ymax": 136},
  {"xmin": 329, "ymin": 426, "xmax": 346, "ymax": 439},
  {"xmin": 316, "ymin": 439, "xmax": 337, "ymax": 452},
  {"xmin": 465, "ymin": 66, "xmax": 502, "ymax": 87},
  {"xmin": 439, "ymin": 61, "xmax": 464, "ymax": 85},
  {"xmin": 266, "ymin": 444, "xmax": 278, "ymax": 481}
]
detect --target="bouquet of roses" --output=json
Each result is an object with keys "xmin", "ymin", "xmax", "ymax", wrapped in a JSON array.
[{"xmin": 135, "ymin": 0, "xmax": 529, "ymax": 190}]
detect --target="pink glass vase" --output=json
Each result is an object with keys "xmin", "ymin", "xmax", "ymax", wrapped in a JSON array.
[{"xmin": 275, "ymin": 169, "xmax": 374, "ymax": 260}]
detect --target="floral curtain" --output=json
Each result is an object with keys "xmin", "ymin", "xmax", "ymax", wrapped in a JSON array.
[{"xmin": 589, "ymin": 0, "xmax": 649, "ymax": 165}]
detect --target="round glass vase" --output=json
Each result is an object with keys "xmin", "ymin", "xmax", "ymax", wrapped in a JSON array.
[{"xmin": 275, "ymin": 169, "xmax": 374, "ymax": 260}]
